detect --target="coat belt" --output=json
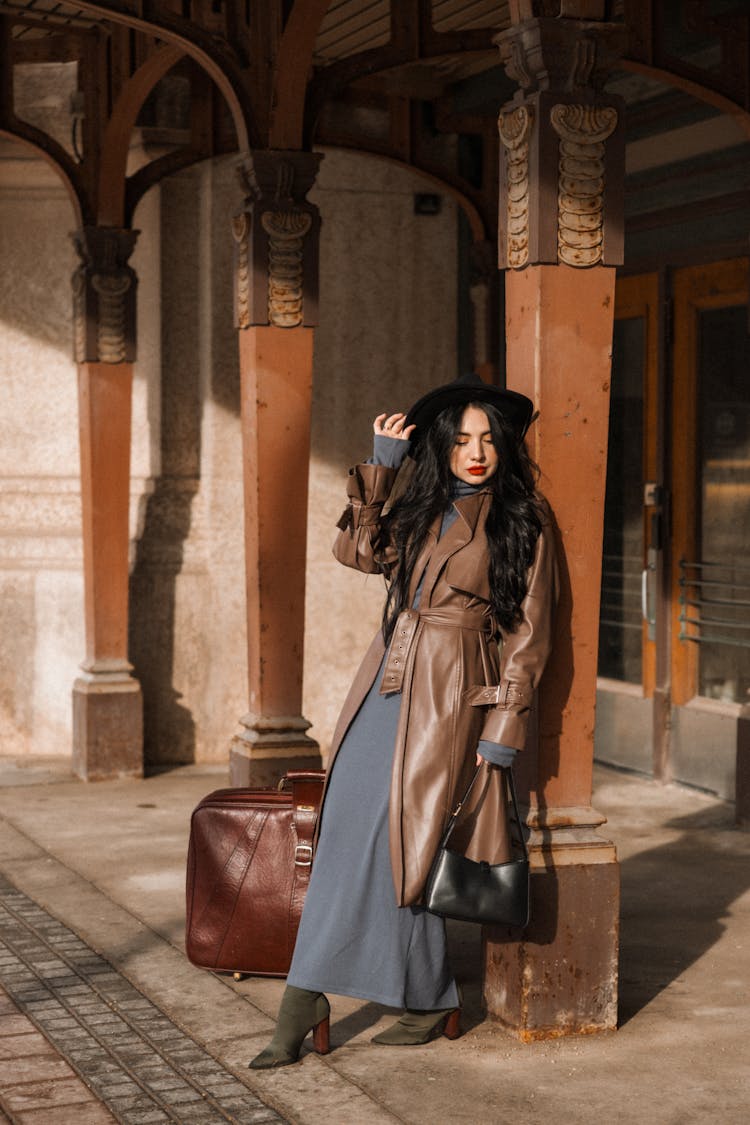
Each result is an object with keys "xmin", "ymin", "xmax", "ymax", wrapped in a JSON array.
[{"xmin": 379, "ymin": 607, "xmax": 492, "ymax": 695}]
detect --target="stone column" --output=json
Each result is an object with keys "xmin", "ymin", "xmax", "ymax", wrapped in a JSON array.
[
  {"xmin": 229, "ymin": 150, "xmax": 322, "ymax": 786},
  {"xmin": 483, "ymin": 11, "xmax": 626, "ymax": 1038},
  {"xmin": 71, "ymin": 227, "xmax": 142, "ymax": 780}
]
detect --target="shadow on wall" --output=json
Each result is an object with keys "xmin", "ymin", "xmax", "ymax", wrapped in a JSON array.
[
  {"xmin": 129, "ymin": 478, "xmax": 198, "ymax": 771},
  {"xmin": 128, "ymin": 169, "xmax": 214, "ymax": 770}
]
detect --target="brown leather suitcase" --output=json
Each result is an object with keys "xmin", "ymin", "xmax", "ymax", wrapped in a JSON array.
[{"xmin": 185, "ymin": 769, "xmax": 325, "ymax": 977}]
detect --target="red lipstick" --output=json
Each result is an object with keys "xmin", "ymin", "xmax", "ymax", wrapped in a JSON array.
[{"xmin": 468, "ymin": 466, "xmax": 486, "ymax": 476}]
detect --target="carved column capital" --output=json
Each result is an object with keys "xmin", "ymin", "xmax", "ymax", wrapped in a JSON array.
[
  {"xmin": 71, "ymin": 227, "xmax": 138, "ymax": 364},
  {"xmin": 233, "ymin": 149, "xmax": 323, "ymax": 329},
  {"xmin": 495, "ymin": 16, "xmax": 625, "ymax": 95},
  {"xmin": 495, "ymin": 17, "xmax": 625, "ymax": 270}
]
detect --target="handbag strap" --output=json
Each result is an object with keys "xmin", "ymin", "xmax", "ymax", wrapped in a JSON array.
[
  {"xmin": 505, "ymin": 766, "xmax": 529, "ymax": 862},
  {"xmin": 438, "ymin": 764, "xmax": 528, "ymax": 862}
]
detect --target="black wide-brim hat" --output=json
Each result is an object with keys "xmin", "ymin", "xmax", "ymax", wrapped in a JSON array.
[{"xmin": 404, "ymin": 372, "xmax": 534, "ymax": 443}]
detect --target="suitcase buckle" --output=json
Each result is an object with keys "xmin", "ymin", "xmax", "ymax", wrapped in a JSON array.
[{"xmin": 295, "ymin": 844, "xmax": 313, "ymax": 867}]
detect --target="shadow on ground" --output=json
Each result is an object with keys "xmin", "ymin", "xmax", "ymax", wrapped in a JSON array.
[
  {"xmin": 103, "ymin": 793, "xmax": 750, "ymax": 1041},
  {"xmin": 617, "ymin": 801, "xmax": 750, "ymax": 1025}
]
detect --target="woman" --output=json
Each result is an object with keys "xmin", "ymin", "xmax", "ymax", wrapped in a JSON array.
[{"xmin": 249, "ymin": 373, "xmax": 558, "ymax": 1069}]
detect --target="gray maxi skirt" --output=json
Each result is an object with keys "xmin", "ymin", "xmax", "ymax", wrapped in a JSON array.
[{"xmin": 286, "ymin": 654, "xmax": 459, "ymax": 1010}]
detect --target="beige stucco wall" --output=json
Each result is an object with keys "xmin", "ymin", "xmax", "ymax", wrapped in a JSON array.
[
  {"xmin": 0, "ymin": 142, "xmax": 457, "ymax": 765},
  {"xmin": 0, "ymin": 138, "xmax": 157, "ymax": 756},
  {"xmin": 305, "ymin": 149, "xmax": 458, "ymax": 757},
  {"xmin": 0, "ymin": 142, "xmax": 82, "ymax": 757}
]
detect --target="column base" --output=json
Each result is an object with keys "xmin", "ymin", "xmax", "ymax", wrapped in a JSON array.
[
  {"xmin": 72, "ymin": 666, "xmax": 143, "ymax": 781},
  {"xmin": 482, "ymin": 814, "xmax": 619, "ymax": 1040},
  {"xmin": 229, "ymin": 713, "xmax": 322, "ymax": 787}
]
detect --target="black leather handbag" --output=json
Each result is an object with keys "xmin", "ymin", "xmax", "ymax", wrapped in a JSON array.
[{"xmin": 424, "ymin": 764, "xmax": 530, "ymax": 927}]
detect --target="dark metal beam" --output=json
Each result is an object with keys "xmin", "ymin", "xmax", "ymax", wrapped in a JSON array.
[{"xmin": 54, "ymin": 0, "xmax": 260, "ymax": 148}]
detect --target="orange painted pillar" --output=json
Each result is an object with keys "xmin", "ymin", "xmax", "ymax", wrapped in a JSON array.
[
  {"xmin": 229, "ymin": 151, "xmax": 322, "ymax": 786},
  {"xmin": 484, "ymin": 266, "xmax": 619, "ymax": 1036},
  {"xmin": 509, "ymin": 265, "xmax": 616, "ymax": 812},
  {"xmin": 71, "ymin": 228, "xmax": 142, "ymax": 780},
  {"xmin": 483, "ymin": 11, "xmax": 626, "ymax": 1037}
]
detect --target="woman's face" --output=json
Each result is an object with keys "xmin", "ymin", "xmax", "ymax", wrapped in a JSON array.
[{"xmin": 449, "ymin": 405, "xmax": 499, "ymax": 485}]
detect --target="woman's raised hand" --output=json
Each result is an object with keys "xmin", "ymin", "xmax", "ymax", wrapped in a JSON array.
[{"xmin": 373, "ymin": 412, "xmax": 416, "ymax": 441}]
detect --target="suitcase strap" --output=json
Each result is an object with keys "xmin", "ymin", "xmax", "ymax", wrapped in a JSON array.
[
  {"xmin": 287, "ymin": 778, "xmax": 323, "ymax": 855},
  {"xmin": 287, "ymin": 776, "xmax": 323, "ymax": 950}
]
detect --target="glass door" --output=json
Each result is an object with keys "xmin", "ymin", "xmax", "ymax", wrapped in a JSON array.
[
  {"xmin": 599, "ymin": 259, "xmax": 749, "ymax": 783},
  {"xmin": 598, "ymin": 273, "xmax": 659, "ymax": 696},
  {"xmin": 671, "ymin": 259, "xmax": 750, "ymax": 706}
]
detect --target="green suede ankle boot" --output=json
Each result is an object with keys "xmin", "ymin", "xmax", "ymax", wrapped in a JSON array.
[
  {"xmin": 371, "ymin": 1005, "xmax": 461, "ymax": 1046},
  {"xmin": 249, "ymin": 986, "xmax": 330, "ymax": 1069}
]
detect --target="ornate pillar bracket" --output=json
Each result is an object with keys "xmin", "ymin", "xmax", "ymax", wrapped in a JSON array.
[
  {"xmin": 495, "ymin": 16, "xmax": 625, "ymax": 270},
  {"xmin": 233, "ymin": 149, "xmax": 323, "ymax": 330},
  {"xmin": 71, "ymin": 227, "xmax": 138, "ymax": 363}
]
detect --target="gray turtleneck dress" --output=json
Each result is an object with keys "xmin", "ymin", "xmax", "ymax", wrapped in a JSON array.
[{"xmin": 286, "ymin": 438, "xmax": 515, "ymax": 1010}]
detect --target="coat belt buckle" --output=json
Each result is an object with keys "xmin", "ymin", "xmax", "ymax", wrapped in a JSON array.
[{"xmin": 294, "ymin": 844, "xmax": 313, "ymax": 867}]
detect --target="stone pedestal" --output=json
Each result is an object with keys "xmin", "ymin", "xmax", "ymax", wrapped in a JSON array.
[
  {"xmin": 230, "ymin": 714, "xmax": 321, "ymax": 787},
  {"xmin": 484, "ymin": 813, "xmax": 618, "ymax": 1039},
  {"xmin": 73, "ymin": 664, "xmax": 143, "ymax": 781}
]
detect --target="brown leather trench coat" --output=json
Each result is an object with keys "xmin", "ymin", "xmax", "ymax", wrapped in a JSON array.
[{"xmin": 320, "ymin": 461, "xmax": 559, "ymax": 907}]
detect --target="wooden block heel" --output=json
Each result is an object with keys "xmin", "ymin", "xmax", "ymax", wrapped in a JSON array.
[
  {"xmin": 313, "ymin": 1015, "xmax": 330, "ymax": 1055},
  {"xmin": 372, "ymin": 1005, "xmax": 462, "ymax": 1045},
  {"xmin": 442, "ymin": 1009, "xmax": 461, "ymax": 1040}
]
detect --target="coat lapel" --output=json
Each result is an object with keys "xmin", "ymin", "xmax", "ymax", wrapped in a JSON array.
[
  {"xmin": 419, "ymin": 489, "xmax": 489, "ymax": 607},
  {"xmin": 407, "ymin": 514, "xmax": 441, "ymax": 605}
]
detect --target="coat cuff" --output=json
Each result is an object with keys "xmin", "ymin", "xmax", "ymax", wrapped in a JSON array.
[
  {"xmin": 478, "ymin": 706, "xmax": 530, "ymax": 752},
  {"xmin": 346, "ymin": 462, "xmax": 398, "ymax": 505},
  {"xmin": 465, "ymin": 680, "xmax": 532, "ymax": 752}
]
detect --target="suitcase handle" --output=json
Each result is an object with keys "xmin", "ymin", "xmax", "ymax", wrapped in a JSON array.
[{"xmin": 277, "ymin": 769, "xmax": 326, "ymax": 791}]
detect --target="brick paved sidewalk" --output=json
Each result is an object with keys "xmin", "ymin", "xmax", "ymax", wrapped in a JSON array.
[
  {"xmin": 0, "ymin": 984, "xmax": 116, "ymax": 1124},
  {"xmin": 2, "ymin": 761, "xmax": 748, "ymax": 1125},
  {"xmin": 0, "ymin": 876, "xmax": 285, "ymax": 1125}
]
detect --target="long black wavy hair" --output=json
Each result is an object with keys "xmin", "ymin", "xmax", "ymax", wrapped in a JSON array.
[{"xmin": 380, "ymin": 399, "xmax": 543, "ymax": 644}]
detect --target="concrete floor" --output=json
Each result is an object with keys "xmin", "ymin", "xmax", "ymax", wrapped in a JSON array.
[{"xmin": 0, "ymin": 758, "xmax": 748, "ymax": 1125}]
